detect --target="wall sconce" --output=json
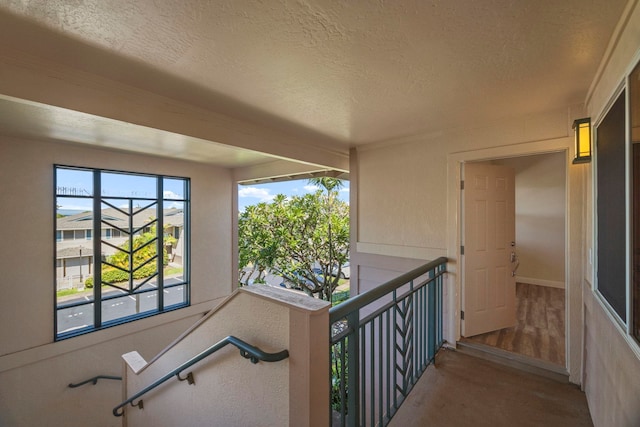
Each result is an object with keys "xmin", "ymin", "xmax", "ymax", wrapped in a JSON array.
[{"xmin": 572, "ymin": 117, "xmax": 591, "ymax": 164}]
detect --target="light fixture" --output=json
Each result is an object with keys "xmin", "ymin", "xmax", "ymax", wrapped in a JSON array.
[{"xmin": 572, "ymin": 117, "xmax": 591, "ymax": 164}]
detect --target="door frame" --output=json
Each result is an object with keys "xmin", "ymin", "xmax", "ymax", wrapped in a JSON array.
[{"xmin": 445, "ymin": 136, "xmax": 584, "ymax": 383}]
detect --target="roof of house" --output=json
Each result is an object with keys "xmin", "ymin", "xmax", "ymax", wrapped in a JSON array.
[
  {"xmin": 57, "ymin": 246, "xmax": 95, "ymax": 259},
  {"xmin": 57, "ymin": 207, "xmax": 184, "ymax": 230}
]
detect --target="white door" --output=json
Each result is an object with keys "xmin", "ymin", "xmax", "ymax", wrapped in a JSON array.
[{"xmin": 462, "ymin": 163, "xmax": 516, "ymax": 337}]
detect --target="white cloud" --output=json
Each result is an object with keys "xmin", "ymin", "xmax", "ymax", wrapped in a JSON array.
[
  {"xmin": 163, "ymin": 190, "xmax": 181, "ymax": 199},
  {"xmin": 238, "ymin": 187, "xmax": 276, "ymax": 202},
  {"xmin": 303, "ymin": 184, "xmax": 319, "ymax": 192},
  {"xmin": 165, "ymin": 201, "xmax": 184, "ymax": 209},
  {"xmin": 339, "ymin": 187, "xmax": 349, "ymax": 193}
]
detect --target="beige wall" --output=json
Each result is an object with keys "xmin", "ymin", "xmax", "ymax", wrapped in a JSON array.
[
  {"xmin": 0, "ymin": 135, "xmax": 234, "ymax": 426},
  {"xmin": 123, "ymin": 286, "xmax": 329, "ymax": 427},
  {"xmin": 353, "ymin": 106, "xmax": 581, "ymax": 366},
  {"xmin": 583, "ymin": 283, "xmax": 640, "ymax": 426},
  {"xmin": 356, "ymin": 106, "xmax": 571, "ymax": 260},
  {"xmin": 494, "ymin": 153, "xmax": 566, "ymax": 287},
  {"xmin": 582, "ymin": 1, "xmax": 640, "ymax": 426}
]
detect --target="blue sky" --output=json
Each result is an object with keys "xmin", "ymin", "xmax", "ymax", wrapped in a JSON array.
[
  {"xmin": 238, "ymin": 179, "xmax": 350, "ymax": 211},
  {"xmin": 56, "ymin": 168, "xmax": 187, "ymax": 211},
  {"xmin": 56, "ymin": 168, "xmax": 349, "ymax": 212}
]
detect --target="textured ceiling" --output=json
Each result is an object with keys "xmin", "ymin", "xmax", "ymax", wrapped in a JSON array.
[{"xmin": 0, "ymin": 0, "xmax": 629, "ymax": 150}]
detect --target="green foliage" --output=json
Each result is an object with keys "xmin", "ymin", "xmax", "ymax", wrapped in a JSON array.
[
  {"xmin": 84, "ymin": 277, "xmax": 94, "ymax": 288},
  {"xmin": 331, "ymin": 290, "xmax": 350, "ymax": 306},
  {"xmin": 102, "ymin": 224, "xmax": 172, "ymax": 284},
  {"xmin": 331, "ymin": 338, "xmax": 348, "ymax": 412},
  {"xmin": 57, "ymin": 288, "xmax": 80, "ymax": 297},
  {"xmin": 238, "ymin": 179, "xmax": 349, "ymax": 301},
  {"xmin": 164, "ymin": 265, "xmax": 184, "ymax": 276}
]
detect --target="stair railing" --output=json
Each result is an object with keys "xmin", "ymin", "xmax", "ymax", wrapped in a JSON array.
[
  {"xmin": 68, "ymin": 375, "xmax": 122, "ymax": 388},
  {"xmin": 330, "ymin": 256, "xmax": 447, "ymax": 426},
  {"xmin": 113, "ymin": 335, "xmax": 289, "ymax": 417}
]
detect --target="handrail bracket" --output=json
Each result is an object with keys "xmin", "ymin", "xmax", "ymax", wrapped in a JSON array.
[
  {"xmin": 176, "ymin": 371, "xmax": 195, "ymax": 385},
  {"xmin": 239, "ymin": 349, "xmax": 259, "ymax": 364}
]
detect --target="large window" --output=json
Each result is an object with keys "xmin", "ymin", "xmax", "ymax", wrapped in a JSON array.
[
  {"xmin": 596, "ymin": 58, "xmax": 640, "ymax": 343},
  {"xmin": 55, "ymin": 166, "xmax": 190, "ymax": 340},
  {"xmin": 596, "ymin": 91, "xmax": 626, "ymax": 322},
  {"xmin": 632, "ymin": 61, "xmax": 640, "ymax": 341}
]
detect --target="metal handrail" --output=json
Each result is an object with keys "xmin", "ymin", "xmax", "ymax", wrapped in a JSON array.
[
  {"xmin": 68, "ymin": 375, "xmax": 122, "ymax": 388},
  {"xmin": 113, "ymin": 335, "xmax": 289, "ymax": 417},
  {"xmin": 329, "ymin": 256, "xmax": 448, "ymax": 322}
]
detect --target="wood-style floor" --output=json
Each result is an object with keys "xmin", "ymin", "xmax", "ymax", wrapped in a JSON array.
[{"xmin": 463, "ymin": 282, "xmax": 565, "ymax": 366}]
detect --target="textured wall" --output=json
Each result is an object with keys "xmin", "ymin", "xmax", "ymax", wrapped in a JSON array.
[
  {"xmin": 122, "ymin": 286, "xmax": 329, "ymax": 427},
  {"xmin": 0, "ymin": 135, "xmax": 233, "ymax": 426},
  {"xmin": 357, "ymin": 106, "xmax": 570, "ymax": 256},
  {"xmin": 124, "ymin": 290, "xmax": 290, "ymax": 427},
  {"xmin": 584, "ymin": 283, "xmax": 640, "ymax": 427},
  {"xmin": 583, "ymin": 1, "xmax": 640, "ymax": 425},
  {"xmin": 494, "ymin": 153, "xmax": 566, "ymax": 286}
]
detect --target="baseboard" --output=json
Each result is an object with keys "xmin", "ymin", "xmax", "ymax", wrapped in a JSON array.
[
  {"xmin": 516, "ymin": 276, "xmax": 565, "ymax": 289},
  {"xmin": 455, "ymin": 340, "xmax": 569, "ymax": 383}
]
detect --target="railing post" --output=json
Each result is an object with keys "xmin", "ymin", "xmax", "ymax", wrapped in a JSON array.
[
  {"xmin": 438, "ymin": 264, "xmax": 445, "ymax": 345},
  {"xmin": 427, "ymin": 269, "xmax": 436, "ymax": 361},
  {"xmin": 346, "ymin": 310, "xmax": 360, "ymax": 426}
]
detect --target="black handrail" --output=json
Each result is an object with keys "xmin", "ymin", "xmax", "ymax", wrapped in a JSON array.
[
  {"xmin": 113, "ymin": 335, "xmax": 289, "ymax": 417},
  {"xmin": 68, "ymin": 375, "xmax": 122, "ymax": 388},
  {"xmin": 329, "ymin": 256, "xmax": 448, "ymax": 322}
]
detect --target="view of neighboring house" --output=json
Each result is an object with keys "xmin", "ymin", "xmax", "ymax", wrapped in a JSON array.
[{"xmin": 55, "ymin": 207, "xmax": 185, "ymax": 288}]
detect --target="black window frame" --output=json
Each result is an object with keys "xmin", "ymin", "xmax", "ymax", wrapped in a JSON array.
[
  {"xmin": 595, "ymin": 90, "xmax": 627, "ymax": 323},
  {"xmin": 631, "ymin": 59, "xmax": 640, "ymax": 342},
  {"xmin": 594, "ymin": 55, "xmax": 640, "ymax": 346},
  {"xmin": 54, "ymin": 165, "xmax": 191, "ymax": 340}
]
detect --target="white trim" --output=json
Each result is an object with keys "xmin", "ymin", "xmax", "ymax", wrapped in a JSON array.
[
  {"xmin": 587, "ymin": 51, "xmax": 640, "ymax": 367},
  {"xmin": 447, "ymin": 136, "xmax": 578, "ymax": 380},
  {"xmin": 356, "ymin": 242, "xmax": 445, "ymax": 261},
  {"xmin": 591, "ymin": 287, "xmax": 640, "ymax": 361},
  {"xmin": 590, "ymin": 52, "xmax": 640, "ymax": 351},
  {"xmin": 516, "ymin": 276, "xmax": 565, "ymax": 289},
  {"xmin": 0, "ymin": 300, "xmax": 216, "ymax": 374},
  {"xmin": 585, "ymin": 0, "xmax": 639, "ymax": 107}
]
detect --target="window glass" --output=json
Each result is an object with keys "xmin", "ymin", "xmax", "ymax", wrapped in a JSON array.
[
  {"xmin": 163, "ymin": 177, "xmax": 187, "ymax": 200},
  {"xmin": 55, "ymin": 166, "xmax": 190, "ymax": 339},
  {"xmin": 631, "ymin": 61, "xmax": 640, "ymax": 340},
  {"xmin": 596, "ymin": 91, "xmax": 627, "ymax": 322},
  {"xmin": 101, "ymin": 172, "xmax": 157, "ymax": 199}
]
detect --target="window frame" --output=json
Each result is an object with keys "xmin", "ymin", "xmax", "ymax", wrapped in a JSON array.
[
  {"xmin": 54, "ymin": 165, "xmax": 191, "ymax": 340},
  {"xmin": 595, "ymin": 89, "xmax": 627, "ymax": 324},
  {"xmin": 593, "ymin": 53, "xmax": 640, "ymax": 347}
]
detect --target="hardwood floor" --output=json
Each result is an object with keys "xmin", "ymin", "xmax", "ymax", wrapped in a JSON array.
[{"xmin": 463, "ymin": 283, "xmax": 565, "ymax": 366}]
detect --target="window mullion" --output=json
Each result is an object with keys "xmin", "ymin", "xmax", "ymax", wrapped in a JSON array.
[
  {"xmin": 129, "ymin": 198, "xmax": 134, "ymax": 293},
  {"xmin": 93, "ymin": 170, "xmax": 102, "ymax": 329},
  {"xmin": 157, "ymin": 177, "xmax": 164, "ymax": 311}
]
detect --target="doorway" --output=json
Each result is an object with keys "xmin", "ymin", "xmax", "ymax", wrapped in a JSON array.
[{"xmin": 460, "ymin": 152, "xmax": 567, "ymax": 368}]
